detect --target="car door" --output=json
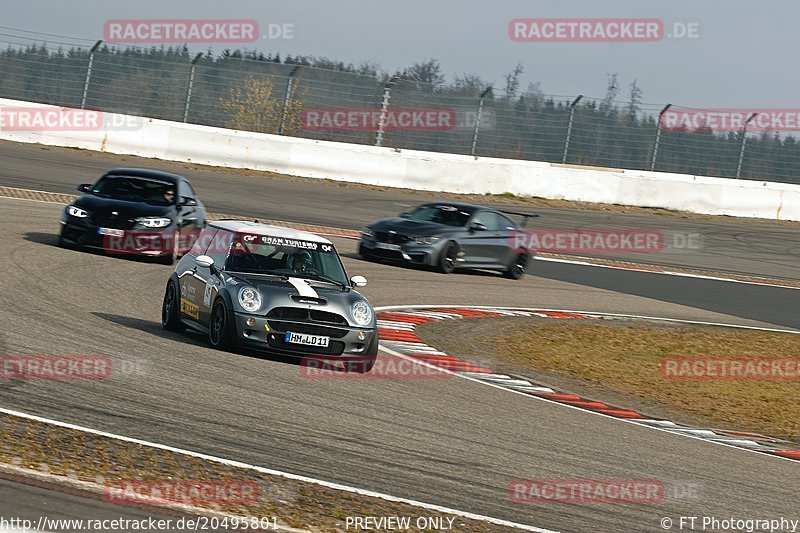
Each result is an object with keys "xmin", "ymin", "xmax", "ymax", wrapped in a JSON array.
[
  {"xmin": 177, "ymin": 180, "xmax": 200, "ymax": 252},
  {"xmin": 460, "ymin": 210, "xmax": 496, "ymax": 265},
  {"xmin": 178, "ymin": 228, "xmax": 226, "ymax": 326},
  {"xmin": 485, "ymin": 213, "xmax": 519, "ymax": 267}
]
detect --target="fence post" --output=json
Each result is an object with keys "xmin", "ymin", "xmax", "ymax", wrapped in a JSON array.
[
  {"xmin": 279, "ymin": 66, "xmax": 300, "ymax": 135},
  {"xmin": 375, "ymin": 76, "xmax": 399, "ymax": 147},
  {"xmin": 80, "ymin": 40, "xmax": 103, "ymax": 110},
  {"xmin": 650, "ymin": 103, "xmax": 672, "ymax": 171},
  {"xmin": 736, "ymin": 113, "xmax": 758, "ymax": 178},
  {"xmin": 470, "ymin": 86, "xmax": 492, "ymax": 157},
  {"xmin": 182, "ymin": 53, "xmax": 203, "ymax": 123},
  {"xmin": 561, "ymin": 95, "xmax": 583, "ymax": 164}
]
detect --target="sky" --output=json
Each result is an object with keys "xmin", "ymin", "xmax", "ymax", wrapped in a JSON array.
[{"xmin": 1, "ymin": 0, "xmax": 795, "ymax": 108}]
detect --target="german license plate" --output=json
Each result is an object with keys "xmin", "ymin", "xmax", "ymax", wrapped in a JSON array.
[
  {"xmin": 375, "ymin": 242, "xmax": 401, "ymax": 251},
  {"xmin": 285, "ymin": 331, "xmax": 330, "ymax": 347},
  {"xmin": 98, "ymin": 227, "xmax": 124, "ymax": 237}
]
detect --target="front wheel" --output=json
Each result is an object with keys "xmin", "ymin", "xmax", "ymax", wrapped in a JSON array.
[
  {"xmin": 437, "ymin": 242, "xmax": 457, "ymax": 274},
  {"xmin": 157, "ymin": 231, "xmax": 180, "ymax": 265},
  {"xmin": 209, "ymin": 299, "xmax": 236, "ymax": 351},
  {"xmin": 161, "ymin": 281, "xmax": 185, "ymax": 332},
  {"xmin": 504, "ymin": 253, "xmax": 529, "ymax": 280}
]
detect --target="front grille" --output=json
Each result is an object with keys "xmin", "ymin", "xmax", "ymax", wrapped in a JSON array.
[
  {"xmin": 91, "ymin": 214, "xmax": 137, "ymax": 230},
  {"xmin": 266, "ymin": 335, "xmax": 345, "ymax": 355},
  {"xmin": 368, "ymin": 248, "xmax": 405, "ymax": 260},
  {"xmin": 267, "ymin": 307, "xmax": 347, "ymax": 325},
  {"xmin": 266, "ymin": 320, "xmax": 349, "ymax": 339},
  {"xmin": 375, "ymin": 232, "xmax": 410, "ymax": 244}
]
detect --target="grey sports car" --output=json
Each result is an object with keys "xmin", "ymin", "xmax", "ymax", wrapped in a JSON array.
[
  {"xmin": 359, "ymin": 202, "xmax": 537, "ymax": 279},
  {"xmin": 162, "ymin": 220, "xmax": 378, "ymax": 372}
]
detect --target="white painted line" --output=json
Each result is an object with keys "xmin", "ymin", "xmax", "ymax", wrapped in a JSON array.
[
  {"xmin": 376, "ymin": 306, "xmax": 800, "ymax": 464},
  {"xmin": 534, "ymin": 255, "xmax": 800, "ymax": 290},
  {"xmin": 0, "ymin": 407, "xmax": 556, "ymax": 533},
  {"xmin": 377, "ymin": 305, "xmax": 800, "ymax": 334}
]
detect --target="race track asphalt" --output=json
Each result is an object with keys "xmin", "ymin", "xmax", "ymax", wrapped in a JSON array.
[
  {"xmin": 2, "ymin": 139, "xmax": 799, "ymax": 531},
  {"xmin": 0, "ymin": 192, "xmax": 797, "ymax": 532}
]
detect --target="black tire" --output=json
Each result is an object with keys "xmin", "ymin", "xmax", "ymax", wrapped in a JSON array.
[
  {"xmin": 157, "ymin": 230, "xmax": 180, "ymax": 265},
  {"xmin": 57, "ymin": 227, "xmax": 71, "ymax": 248},
  {"xmin": 161, "ymin": 281, "xmax": 185, "ymax": 332},
  {"xmin": 208, "ymin": 299, "xmax": 236, "ymax": 351},
  {"xmin": 504, "ymin": 253, "xmax": 528, "ymax": 280},
  {"xmin": 437, "ymin": 241, "xmax": 457, "ymax": 274}
]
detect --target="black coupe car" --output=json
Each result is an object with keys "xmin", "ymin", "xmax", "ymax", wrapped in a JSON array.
[
  {"xmin": 359, "ymin": 202, "xmax": 537, "ymax": 279},
  {"xmin": 58, "ymin": 168, "xmax": 206, "ymax": 264}
]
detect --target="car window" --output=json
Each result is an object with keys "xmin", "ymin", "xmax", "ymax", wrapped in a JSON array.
[
  {"xmin": 177, "ymin": 180, "xmax": 192, "ymax": 200},
  {"xmin": 92, "ymin": 175, "xmax": 176, "ymax": 206},
  {"xmin": 406, "ymin": 205, "xmax": 472, "ymax": 227},
  {"xmin": 205, "ymin": 230, "xmax": 234, "ymax": 268},
  {"xmin": 226, "ymin": 233, "xmax": 348, "ymax": 285},
  {"xmin": 484, "ymin": 212, "xmax": 516, "ymax": 231}
]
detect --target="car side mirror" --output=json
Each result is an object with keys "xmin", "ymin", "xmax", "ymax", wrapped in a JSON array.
[
  {"xmin": 350, "ymin": 275, "xmax": 367, "ymax": 287},
  {"xmin": 399, "ymin": 212, "xmax": 410, "ymax": 218},
  {"xmin": 196, "ymin": 255, "xmax": 214, "ymax": 269},
  {"xmin": 180, "ymin": 196, "xmax": 198, "ymax": 207},
  {"xmin": 77, "ymin": 184, "xmax": 92, "ymax": 193},
  {"xmin": 470, "ymin": 222, "xmax": 487, "ymax": 232}
]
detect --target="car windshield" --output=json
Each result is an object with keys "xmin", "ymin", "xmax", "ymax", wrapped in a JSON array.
[
  {"xmin": 225, "ymin": 234, "xmax": 348, "ymax": 286},
  {"xmin": 405, "ymin": 204, "xmax": 472, "ymax": 227},
  {"xmin": 90, "ymin": 175, "xmax": 176, "ymax": 206}
]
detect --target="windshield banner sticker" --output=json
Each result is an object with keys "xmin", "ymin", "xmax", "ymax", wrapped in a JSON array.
[{"xmin": 241, "ymin": 234, "xmax": 330, "ymax": 251}]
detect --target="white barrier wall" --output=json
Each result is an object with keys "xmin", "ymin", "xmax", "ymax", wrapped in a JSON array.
[{"xmin": 1, "ymin": 97, "xmax": 799, "ymax": 221}]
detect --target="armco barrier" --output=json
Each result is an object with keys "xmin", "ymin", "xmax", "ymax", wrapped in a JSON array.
[{"xmin": 1, "ymin": 97, "xmax": 798, "ymax": 221}]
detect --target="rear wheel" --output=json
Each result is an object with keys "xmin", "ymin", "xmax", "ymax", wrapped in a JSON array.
[
  {"xmin": 209, "ymin": 299, "xmax": 236, "ymax": 351},
  {"xmin": 504, "ymin": 253, "xmax": 528, "ymax": 280},
  {"xmin": 437, "ymin": 242, "xmax": 457, "ymax": 274},
  {"xmin": 161, "ymin": 281, "xmax": 185, "ymax": 332}
]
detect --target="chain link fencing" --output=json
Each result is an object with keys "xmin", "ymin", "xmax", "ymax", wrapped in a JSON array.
[{"xmin": 1, "ymin": 37, "xmax": 798, "ymax": 184}]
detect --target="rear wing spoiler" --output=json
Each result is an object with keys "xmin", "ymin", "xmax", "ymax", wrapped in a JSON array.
[{"xmin": 501, "ymin": 210, "xmax": 539, "ymax": 228}]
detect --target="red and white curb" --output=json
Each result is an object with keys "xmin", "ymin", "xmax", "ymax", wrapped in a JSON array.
[{"xmin": 376, "ymin": 305, "xmax": 800, "ymax": 463}]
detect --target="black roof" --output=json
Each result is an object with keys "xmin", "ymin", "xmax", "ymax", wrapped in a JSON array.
[{"xmin": 102, "ymin": 168, "xmax": 187, "ymax": 184}]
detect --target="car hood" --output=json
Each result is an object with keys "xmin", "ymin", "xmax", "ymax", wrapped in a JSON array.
[
  {"xmin": 368, "ymin": 217, "xmax": 457, "ymax": 236},
  {"xmin": 73, "ymin": 194, "xmax": 174, "ymax": 218},
  {"xmin": 226, "ymin": 273, "xmax": 371, "ymax": 326}
]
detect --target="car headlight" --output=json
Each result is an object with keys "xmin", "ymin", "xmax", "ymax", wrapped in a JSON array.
[
  {"xmin": 413, "ymin": 236, "xmax": 440, "ymax": 245},
  {"xmin": 66, "ymin": 205, "xmax": 88, "ymax": 218},
  {"xmin": 136, "ymin": 217, "xmax": 172, "ymax": 228},
  {"xmin": 238, "ymin": 287, "xmax": 262, "ymax": 313},
  {"xmin": 352, "ymin": 300, "xmax": 373, "ymax": 326},
  {"xmin": 362, "ymin": 227, "xmax": 375, "ymax": 238}
]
